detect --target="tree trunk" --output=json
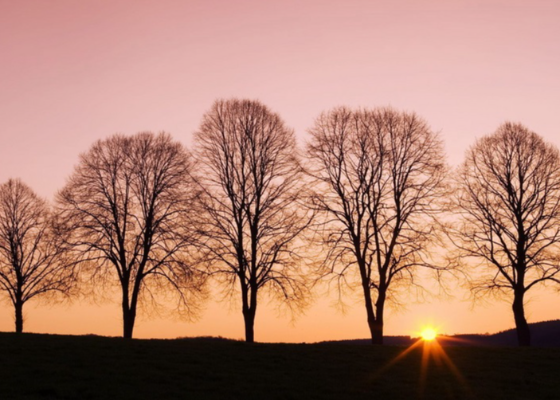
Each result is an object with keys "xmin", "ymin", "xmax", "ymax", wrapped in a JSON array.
[
  {"xmin": 121, "ymin": 278, "xmax": 138, "ymax": 339},
  {"xmin": 243, "ymin": 309, "xmax": 256, "ymax": 343},
  {"xmin": 361, "ymin": 279, "xmax": 380, "ymax": 344},
  {"xmin": 512, "ymin": 290, "xmax": 531, "ymax": 346},
  {"xmin": 371, "ymin": 291, "xmax": 386, "ymax": 345},
  {"xmin": 15, "ymin": 299, "xmax": 23, "ymax": 334},
  {"xmin": 122, "ymin": 307, "xmax": 136, "ymax": 339},
  {"xmin": 243, "ymin": 283, "xmax": 258, "ymax": 343},
  {"xmin": 370, "ymin": 319, "xmax": 383, "ymax": 345}
]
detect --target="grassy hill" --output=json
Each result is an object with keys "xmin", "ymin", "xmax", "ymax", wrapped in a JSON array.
[{"xmin": 1, "ymin": 332, "xmax": 560, "ymax": 399}]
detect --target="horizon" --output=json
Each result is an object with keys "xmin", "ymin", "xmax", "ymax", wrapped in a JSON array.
[
  {"xmin": 1, "ymin": 0, "xmax": 560, "ymax": 343},
  {"xmin": 7, "ymin": 317, "xmax": 560, "ymax": 342}
]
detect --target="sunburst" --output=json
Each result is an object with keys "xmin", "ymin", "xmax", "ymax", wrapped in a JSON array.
[{"xmin": 421, "ymin": 327, "xmax": 437, "ymax": 341}]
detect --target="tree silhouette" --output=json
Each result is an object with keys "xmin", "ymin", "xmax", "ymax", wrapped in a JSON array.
[
  {"xmin": 452, "ymin": 123, "xmax": 560, "ymax": 346},
  {"xmin": 195, "ymin": 99, "xmax": 311, "ymax": 343},
  {"xmin": 0, "ymin": 179, "xmax": 74, "ymax": 333},
  {"xmin": 57, "ymin": 132, "xmax": 205, "ymax": 339},
  {"xmin": 307, "ymin": 107, "xmax": 446, "ymax": 344}
]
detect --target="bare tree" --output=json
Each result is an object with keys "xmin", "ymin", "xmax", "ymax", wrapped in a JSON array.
[
  {"xmin": 195, "ymin": 99, "xmax": 311, "ymax": 343},
  {"xmin": 452, "ymin": 123, "xmax": 560, "ymax": 346},
  {"xmin": 57, "ymin": 132, "xmax": 205, "ymax": 339},
  {"xmin": 0, "ymin": 179, "xmax": 73, "ymax": 333},
  {"xmin": 307, "ymin": 107, "xmax": 446, "ymax": 344}
]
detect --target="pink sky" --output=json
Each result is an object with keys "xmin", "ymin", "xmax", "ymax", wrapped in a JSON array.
[{"xmin": 0, "ymin": 0, "xmax": 559, "ymax": 341}]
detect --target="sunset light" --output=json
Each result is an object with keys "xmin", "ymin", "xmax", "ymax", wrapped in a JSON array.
[
  {"xmin": 1, "ymin": 0, "xmax": 560, "ymax": 398},
  {"xmin": 421, "ymin": 327, "xmax": 437, "ymax": 341}
]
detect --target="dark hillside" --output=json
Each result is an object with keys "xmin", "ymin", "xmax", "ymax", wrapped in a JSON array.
[
  {"xmin": 324, "ymin": 320, "xmax": 560, "ymax": 347},
  {"xmin": 1, "ymin": 332, "xmax": 560, "ymax": 399},
  {"xmin": 491, "ymin": 320, "xmax": 560, "ymax": 346},
  {"xmin": 438, "ymin": 320, "xmax": 560, "ymax": 347}
]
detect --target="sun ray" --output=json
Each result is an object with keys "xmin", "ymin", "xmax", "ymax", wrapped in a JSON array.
[
  {"xmin": 418, "ymin": 340, "xmax": 432, "ymax": 396},
  {"xmin": 371, "ymin": 338, "xmax": 423, "ymax": 379},
  {"xmin": 371, "ymin": 323, "xmax": 473, "ymax": 398}
]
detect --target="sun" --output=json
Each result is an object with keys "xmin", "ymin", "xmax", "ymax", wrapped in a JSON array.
[{"xmin": 421, "ymin": 327, "xmax": 437, "ymax": 341}]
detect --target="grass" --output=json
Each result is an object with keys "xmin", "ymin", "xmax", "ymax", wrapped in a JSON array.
[{"xmin": 0, "ymin": 332, "xmax": 559, "ymax": 399}]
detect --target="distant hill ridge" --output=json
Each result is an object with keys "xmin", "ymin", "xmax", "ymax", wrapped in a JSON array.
[{"xmin": 320, "ymin": 319, "xmax": 560, "ymax": 346}]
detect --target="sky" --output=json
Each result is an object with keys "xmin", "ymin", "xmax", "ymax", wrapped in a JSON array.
[{"xmin": 0, "ymin": 0, "xmax": 559, "ymax": 342}]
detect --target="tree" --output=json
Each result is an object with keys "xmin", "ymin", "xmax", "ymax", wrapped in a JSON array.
[
  {"xmin": 452, "ymin": 123, "xmax": 560, "ymax": 346},
  {"xmin": 57, "ymin": 132, "xmax": 205, "ymax": 339},
  {"xmin": 0, "ymin": 179, "xmax": 73, "ymax": 333},
  {"xmin": 195, "ymin": 99, "xmax": 311, "ymax": 343},
  {"xmin": 307, "ymin": 107, "xmax": 446, "ymax": 344}
]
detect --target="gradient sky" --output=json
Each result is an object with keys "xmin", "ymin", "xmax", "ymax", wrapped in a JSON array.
[{"xmin": 1, "ymin": 0, "xmax": 560, "ymax": 341}]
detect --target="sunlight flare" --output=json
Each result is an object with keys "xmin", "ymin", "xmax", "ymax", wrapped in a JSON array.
[{"xmin": 421, "ymin": 327, "xmax": 437, "ymax": 341}]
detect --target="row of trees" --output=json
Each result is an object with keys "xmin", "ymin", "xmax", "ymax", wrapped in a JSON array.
[{"xmin": 1, "ymin": 99, "xmax": 559, "ymax": 346}]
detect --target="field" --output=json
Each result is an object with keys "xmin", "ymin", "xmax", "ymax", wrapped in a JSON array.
[{"xmin": 0, "ymin": 332, "xmax": 559, "ymax": 399}]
